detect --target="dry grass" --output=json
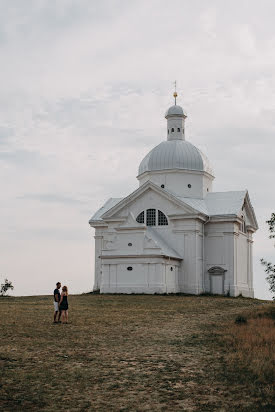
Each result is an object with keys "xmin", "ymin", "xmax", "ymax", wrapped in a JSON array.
[
  {"xmin": 224, "ymin": 304, "xmax": 275, "ymax": 387},
  {"xmin": 0, "ymin": 294, "xmax": 274, "ymax": 411}
]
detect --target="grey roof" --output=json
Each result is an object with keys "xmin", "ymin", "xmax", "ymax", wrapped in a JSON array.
[
  {"xmin": 89, "ymin": 198, "xmax": 123, "ymax": 222},
  {"xmin": 138, "ymin": 140, "xmax": 213, "ymax": 176},
  {"xmin": 205, "ymin": 191, "xmax": 247, "ymax": 216},
  {"xmin": 165, "ymin": 104, "xmax": 187, "ymax": 118},
  {"xmin": 89, "ymin": 189, "xmax": 248, "ymax": 226},
  {"xmin": 146, "ymin": 227, "xmax": 182, "ymax": 260},
  {"xmin": 177, "ymin": 191, "xmax": 247, "ymax": 216}
]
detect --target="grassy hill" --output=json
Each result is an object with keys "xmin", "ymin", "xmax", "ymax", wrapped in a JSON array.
[{"xmin": 0, "ymin": 294, "xmax": 274, "ymax": 411}]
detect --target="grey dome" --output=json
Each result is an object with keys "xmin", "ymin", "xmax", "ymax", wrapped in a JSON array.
[
  {"xmin": 138, "ymin": 140, "xmax": 213, "ymax": 176},
  {"xmin": 165, "ymin": 105, "xmax": 187, "ymax": 118}
]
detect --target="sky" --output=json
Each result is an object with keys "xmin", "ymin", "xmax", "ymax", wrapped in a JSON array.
[{"xmin": 0, "ymin": 0, "xmax": 274, "ymax": 299}]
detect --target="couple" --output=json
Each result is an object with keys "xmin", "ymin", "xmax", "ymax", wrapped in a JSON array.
[{"xmin": 53, "ymin": 282, "xmax": 69, "ymax": 324}]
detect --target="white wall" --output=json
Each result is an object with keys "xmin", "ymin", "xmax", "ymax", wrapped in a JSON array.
[{"xmin": 138, "ymin": 170, "xmax": 213, "ymax": 198}]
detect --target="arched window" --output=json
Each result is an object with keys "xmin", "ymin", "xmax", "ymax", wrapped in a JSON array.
[
  {"xmin": 146, "ymin": 209, "xmax": 156, "ymax": 226},
  {"xmin": 136, "ymin": 210, "xmax": 168, "ymax": 226},
  {"xmin": 177, "ymin": 128, "xmax": 180, "ymax": 132},
  {"xmin": 158, "ymin": 210, "xmax": 168, "ymax": 225},
  {"xmin": 171, "ymin": 128, "xmax": 174, "ymax": 132},
  {"xmin": 136, "ymin": 211, "xmax": 144, "ymax": 224}
]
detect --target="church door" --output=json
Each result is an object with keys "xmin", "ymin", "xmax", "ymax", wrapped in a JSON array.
[
  {"xmin": 208, "ymin": 266, "xmax": 227, "ymax": 295},
  {"xmin": 210, "ymin": 275, "xmax": 224, "ymax": 294}
]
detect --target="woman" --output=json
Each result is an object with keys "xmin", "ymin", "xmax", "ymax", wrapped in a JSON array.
[{"xmin": 59, "ymin": 285, "xmax": 69, "ymax": 324}]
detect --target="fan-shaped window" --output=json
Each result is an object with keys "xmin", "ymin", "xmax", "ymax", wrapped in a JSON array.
[
  {"xmin": 146, "ymin": 209, "xmax": 156, "ymax": 226},
  {"xmin": 136, "ymin": 209, "xmax": 168, "ymax": 226},
  {"xmin": 158, "ymin": 210, "xmax": 168, "ymax": 225},
  {"xmin": 136, "ymin": 211, "xmax": 144, "ymax": 224}
]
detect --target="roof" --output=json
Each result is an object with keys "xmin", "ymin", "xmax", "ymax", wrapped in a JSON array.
[
  {"xmin": 146, "ymin": 227, "xmax": 182, "ymax": 260},
  {"xmin": 165, "ymin": 104, "xmax": 187, "ymax": 118},
  {"xmin": 205, "ymin": 191, "xmax": 248, "ymax": 216},
  {"xmin": 138, "ymin": 140, "xmax": 213, "ymax": 176},
  {"xmin": 177, "ymin": 191, "xmax": 247, "ymax": 216},
  {"xmin": 89, "ymin": 198, "xmax": 123, "ymax": 222},
  {"xmin": 89, "ymin": 186, "xmax": 256, "ymax": 229}
]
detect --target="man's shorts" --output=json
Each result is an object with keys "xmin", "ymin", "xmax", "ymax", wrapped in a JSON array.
[{"xmin": 54, "ymin": 301, "xmax": 59, "ymax": 312}]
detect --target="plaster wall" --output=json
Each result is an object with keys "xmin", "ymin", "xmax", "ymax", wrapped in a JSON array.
[
  {"xmin": 100, "ymin": 256, "xmax": 180, "ymax": 294},
  {"xmin": 138, "ymin": 171, "xmax": 213, "ymax": 198},
  {"xmin": 204, "ymin": 222, "xmax": 234, "ymax": 295}
]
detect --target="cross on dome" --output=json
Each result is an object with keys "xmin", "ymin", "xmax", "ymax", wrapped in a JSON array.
[{"xmin": 173, "ymin": 80, "xmax": 178, "ymax": 105}]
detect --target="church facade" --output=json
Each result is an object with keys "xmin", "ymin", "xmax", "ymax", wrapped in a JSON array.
[{"xmin": 89, "ymin": 96, "xmax": 258, "ymax": 297}]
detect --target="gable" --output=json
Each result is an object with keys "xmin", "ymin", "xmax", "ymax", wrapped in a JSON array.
[{"xmin": 102, "ymin": 182, "xmax": 198, "ymax": 221}]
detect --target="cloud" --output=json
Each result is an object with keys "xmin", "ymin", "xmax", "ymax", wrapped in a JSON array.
[{"xmin": 0, "ymin": 0, "xmax": 275, "ymax": 298}]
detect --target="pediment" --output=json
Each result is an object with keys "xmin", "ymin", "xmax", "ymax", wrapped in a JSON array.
[
  {"xmin": 102, "ymin": 181, "xmax": 199, "ymax": 221},
  {"xmin": 242, "ymin": 192, "xmax": 258, "ymax": 230}
]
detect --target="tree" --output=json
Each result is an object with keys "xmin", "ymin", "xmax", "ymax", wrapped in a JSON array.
[
  {"xmin": 261, "ymin": 213, "xmax": 275, "ymax": 300},
  {"xmin": 0, "ymin": 278, "xmax": 14, "ymax": 296}
]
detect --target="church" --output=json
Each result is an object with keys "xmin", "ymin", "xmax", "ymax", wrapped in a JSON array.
[{"xmin": 89, "ymin": 92, "xmax": 258, "ymax": 297}]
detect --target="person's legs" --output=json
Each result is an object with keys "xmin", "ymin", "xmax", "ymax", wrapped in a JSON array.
[
  {"xmin": 65, "ymin": 310, "xmax": 68, "ymax": 323},
  {"xmin": 53, "ymin": 310, "xmax": 58, "ymax": 322},
  {"xmin": 53, "ymin": 301, "xmax": 59, "ymax": 323},
  {"xmin": 61, "ymin": 310, "xmax": 66, "ymax": 323},
  {"xmin": 58, "ymin": 309, "xmax": 61, "ymax": 322}
]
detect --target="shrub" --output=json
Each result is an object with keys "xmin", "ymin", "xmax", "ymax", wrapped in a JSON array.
[
  {"xmin": 0, "ymin": 278, "xmax": 14, "ymax": 296},
  {"xmin": 235, "ymin": 315, "xmax": 247, "ymax": 324}
]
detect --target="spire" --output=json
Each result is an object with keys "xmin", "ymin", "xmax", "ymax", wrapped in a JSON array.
[
  {"xmin": 173, "ymin": 80, "xmax": 177, "ymax": 105},
  {"xmin": 165, "ymin": 85, "xmax": 187, "ymax": 141}
]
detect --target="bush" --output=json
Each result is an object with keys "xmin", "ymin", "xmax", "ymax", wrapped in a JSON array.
[
  {"xmin": 235, "ymin": 315, "xmax": 247, "ymax": 324},
  {"xmin": 0, "ymin": 278, "xmax": 14, "ymax": 296}
]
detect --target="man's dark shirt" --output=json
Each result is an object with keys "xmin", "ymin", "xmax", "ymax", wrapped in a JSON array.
[{"xmin": 54, "ymin": 288, "xmax": 60, "ymax": 302}]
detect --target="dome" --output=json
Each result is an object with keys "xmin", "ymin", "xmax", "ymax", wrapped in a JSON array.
[
  {"xmin": 165, "ymin": 104, "xmax": 187, "ymax": 118},
  {"xmin": 138, "ymin": 140, "xmax": 213, "ymax": 176}
]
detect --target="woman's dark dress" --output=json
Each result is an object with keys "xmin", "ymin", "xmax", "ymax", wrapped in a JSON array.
[{"xmin": 59, "ymin": 295, "xmax": 68, "ymax": 311}]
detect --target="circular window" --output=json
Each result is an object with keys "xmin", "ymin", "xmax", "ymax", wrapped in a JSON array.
[
  {"xmin": 188, "ymin": 184, "xmax": 192, "ymax": 188},
  {"xmin": 161, "ymin": 184, "xmax": 165, "ymax": 188},
  {"xmin": 128, "ymin": 243, "xmax": 132, "ymax": 246},
  {"xmin": 170, "ymin": 267, "xmax": 173, "ymax": 271},
  {"xmin": 127, "ymin": 266, "xmax": 133, "ymax": 271}
]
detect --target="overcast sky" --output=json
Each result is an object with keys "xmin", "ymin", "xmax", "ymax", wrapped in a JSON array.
[{"xmin": 1, "ymin": 0, "xmax": 274, "ymax": 299}]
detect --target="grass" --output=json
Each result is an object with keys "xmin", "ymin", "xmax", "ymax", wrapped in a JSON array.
[
  {"xmin": 0, "ymin": 294, "xmax": 274, "ymax": 411},
  {"xmin": 224, "ymin": 304, "xmax": 275, "ymax": 386}
]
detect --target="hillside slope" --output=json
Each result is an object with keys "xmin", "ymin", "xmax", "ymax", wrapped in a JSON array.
[{"xmin": 0, "ymin": 295, "xmax": 273, "ymax": 411}]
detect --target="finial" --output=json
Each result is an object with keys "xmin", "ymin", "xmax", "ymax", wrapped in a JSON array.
[{"xmin": 173, "ymin": 80, "xmax": 177, "ymax": 105}]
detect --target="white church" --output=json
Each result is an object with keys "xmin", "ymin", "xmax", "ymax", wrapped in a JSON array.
[{"xmin": 89, "ymin": 92, "xmax": 258, "ymax": 297}]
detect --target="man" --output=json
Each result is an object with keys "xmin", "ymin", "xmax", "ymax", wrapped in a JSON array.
[{"xmin": 53, "ymin": 282, "xmax": 61, "ymax": 323}]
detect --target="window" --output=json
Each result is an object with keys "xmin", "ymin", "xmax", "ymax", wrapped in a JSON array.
[
  {"xmin": 170, "ymin": 267, "xmax": 173, "ymax": 271},
  {"xmin": 177, "ymin": 128, "xmax": 180, "ymax": 132},
  {"xmin": 168, "ymin": 130, "xmax": 169, "ymax": 134},
  {"xmin": 161, "ymin": 184, "xmax": 165, "ymax": 188},
  {"xmin": 182, "ymin": 129, "xmax": 184, "ymax": 134},
  {"xmin": 136, "ymin": 209, "xmax": 168, "ymax": 226},
  {"xmin": 158, "ymin": 210, "xmax": 168, "ymax": 225},
  {"xmin": 171, "ymin": 128, "xmax": 174, "ymax": 132},
  {"xmin": 127, "ymin": 267, "xmax": 133, "ymax": 271},
  {"xmin": 188, "ymin": 184, "xmax": 192, "ymax": 188},
  {"xmin": 146, "ymin": 209, "xmax": 156, "ymax": 226},
  {"xmin": 128, "ymin": 243, "xmax": 132, "ymax": 246},
  {"xmin": 136, "ymin": 211, "xmax": 144, "ymax": 224}
]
